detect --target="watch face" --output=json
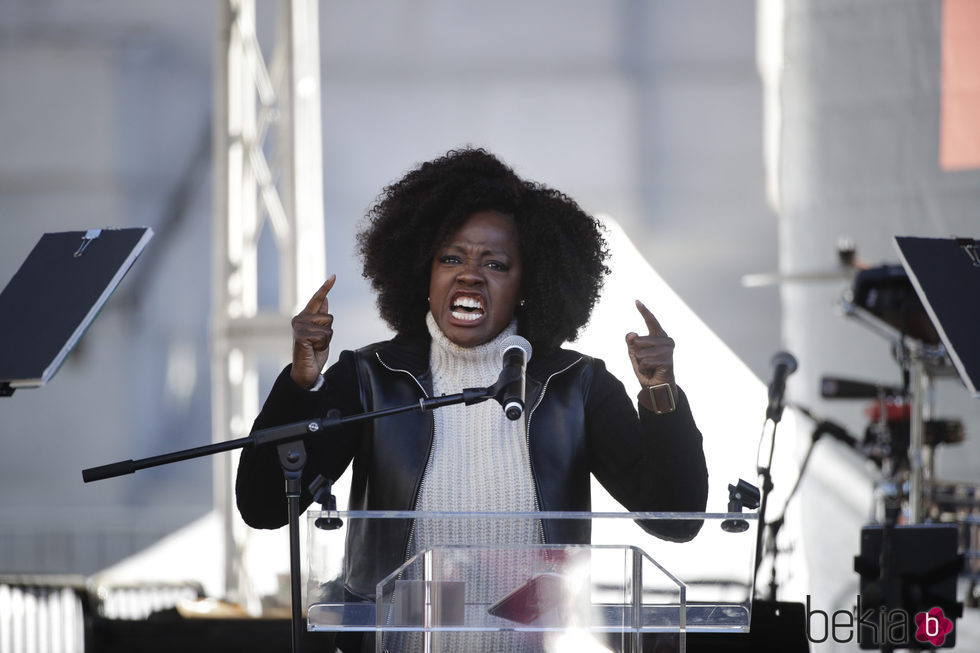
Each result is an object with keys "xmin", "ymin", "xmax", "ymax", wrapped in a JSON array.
[{"xmin": 649, "ymin": 383, "xmax": 676, "ymax": 414}]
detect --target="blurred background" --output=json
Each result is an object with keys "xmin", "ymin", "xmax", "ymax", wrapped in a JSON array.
[{"xmin": 1, "ymin": 0, "xmax": 978, "ymax": 650}]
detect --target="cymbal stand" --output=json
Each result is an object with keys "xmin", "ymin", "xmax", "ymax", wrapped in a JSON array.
[
  {"xmin": 841, "ymin": 300, "xmax": 951, "ymax": 524},
  {"xmin": 891, "ymin": 338, "xmax": 948, "ymax": 523}
]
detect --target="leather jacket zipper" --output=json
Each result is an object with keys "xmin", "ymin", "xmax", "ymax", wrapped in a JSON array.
[
  {"xmin": 374, "ymin": 353, "xmax": 433, "ymax": 565},
  {"xmin": 524, "ymin": 357, "xmax": 583, "ymax": 545},
  {"xmin": 403, "ymin": 433, "xmax": 434, "ymax": 564}
]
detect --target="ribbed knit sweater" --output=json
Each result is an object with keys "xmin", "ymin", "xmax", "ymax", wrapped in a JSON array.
[
  {"xmin": 386, "ymin": 315, "xmax": 545, "ymax": 652},
  {"xmin": 412, "ymin": 312, "xmax": 540, "ymax": 547}
]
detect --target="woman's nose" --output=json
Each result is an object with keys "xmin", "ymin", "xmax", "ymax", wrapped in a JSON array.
[{"xmin": 455, "ymin": 261, "xmax": 484, "ymax": 284}]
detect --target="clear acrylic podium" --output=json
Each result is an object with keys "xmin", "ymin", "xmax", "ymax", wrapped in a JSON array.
[{"xmin": 305, "ymin": 511, "xmax": 756, "ymax": 652}]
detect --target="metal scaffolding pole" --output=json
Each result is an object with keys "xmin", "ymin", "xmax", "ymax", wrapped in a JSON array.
[{"xmin": 212, "ymin": 0, "xmax": 325, "ymax": 605}]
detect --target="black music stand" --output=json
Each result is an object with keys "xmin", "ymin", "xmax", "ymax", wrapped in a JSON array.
[
  {"xmin": 0, "ymin": 228, "xmax": 153, "ymax": 396},
  {"xmin": 894, "ymin": 236, "xmax": 980, "ymax": 398}
]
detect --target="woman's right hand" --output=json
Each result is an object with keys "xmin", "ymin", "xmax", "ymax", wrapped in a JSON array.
[{"xmin": 290, "ymin": 274, "xmax": 336, "ymax": 389}]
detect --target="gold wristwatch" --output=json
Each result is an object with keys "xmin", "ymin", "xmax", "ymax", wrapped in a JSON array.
[{"xmin": 646, "ymin": 383, "xmax": 676, "ymax": 414}]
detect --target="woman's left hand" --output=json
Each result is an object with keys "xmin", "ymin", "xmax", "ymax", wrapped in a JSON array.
[{"xmin": 625, "ymin": 300, "xmax": 676, "ymax": 411}]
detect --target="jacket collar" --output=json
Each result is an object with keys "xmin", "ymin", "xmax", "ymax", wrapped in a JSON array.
[{"xmin": 371, "ymin": 333, "xmax": 586, "ymax": 383}]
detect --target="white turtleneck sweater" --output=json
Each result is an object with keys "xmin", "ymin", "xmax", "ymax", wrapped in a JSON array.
[
  {"xmin": 384, "ymin": 315, "xmax": 546, "ymax": 653},
  {"xmin": 412, "ymin": 312, "xmax": 541, "ymax": 550}
]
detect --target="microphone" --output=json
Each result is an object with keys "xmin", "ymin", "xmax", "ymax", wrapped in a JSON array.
[
  {"xmin": 820, "ymin": 375, "xmax": 902, "ymax": 400},
  {"xmin": 496, "ymin": 335, "xmax": 532, "ymax": 420},
  {"xmin": 766, "ymin": 351, "xmax": 798, "ymax": 423}
]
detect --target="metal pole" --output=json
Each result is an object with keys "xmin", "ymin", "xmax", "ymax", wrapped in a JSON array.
[{"xmin": 908, "ymin": 349, "xmax": 926, "ymax": 523}]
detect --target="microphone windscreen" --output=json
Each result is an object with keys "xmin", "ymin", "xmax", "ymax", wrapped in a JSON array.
[
  {"xmin": 500, "ymin": 335, "xmax": 532, "ymax": 363},
  {"xmin": 770, "ymin": 350, "xmax": 798, "ymax": 373}
]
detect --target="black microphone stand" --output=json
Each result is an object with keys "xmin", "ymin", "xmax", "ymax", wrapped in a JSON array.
[
  {"xmin": 761, "ymin": 407, "xmax": 859, "ymax": 601},
  {"xmin": 753, "ymin": 352, "xmax": 799, "ymax": 600},
  {"xmin": 82, "ymin": 385, "xmax": 494, "ymax": 653},
  {"xmin": 753, "ymin": 416, "xmax": 780, "ymax": 599},
  {"xmin": 754, "ymin": 379, "xmax": 792, "ymax": 600}
]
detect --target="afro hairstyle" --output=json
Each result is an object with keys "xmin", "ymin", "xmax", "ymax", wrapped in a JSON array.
[{"xmin": 357, "ymin": 147, "xmax": 609, "ymax": 352}]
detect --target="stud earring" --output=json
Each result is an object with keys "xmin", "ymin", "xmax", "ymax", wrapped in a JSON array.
[{"xmin": 519, "ymin": 300, "xmax": 526, "ymax": 307}]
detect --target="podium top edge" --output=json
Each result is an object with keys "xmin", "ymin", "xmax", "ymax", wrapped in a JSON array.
[{"xmin": 306, "ymin": 510, "xmax": 757, "ymax": 520}]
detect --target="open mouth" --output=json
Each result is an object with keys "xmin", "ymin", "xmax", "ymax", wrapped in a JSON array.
[{"xmin": 450, "ymin": 295, "xmax": 486, "ymax": 322}]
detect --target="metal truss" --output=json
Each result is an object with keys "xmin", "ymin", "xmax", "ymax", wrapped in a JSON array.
[{"xmin": 212, "ymin": 0, "xmax": 325, "ymax": 605}]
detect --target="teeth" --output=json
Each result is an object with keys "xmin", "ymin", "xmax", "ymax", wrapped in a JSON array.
[
  {"xmin": 453, "ymin": 296, "xmax": 484, "ymax": 310},
  {"xmin": 449, "ymin": 295, "xmax": 485, "ymax": 322}
]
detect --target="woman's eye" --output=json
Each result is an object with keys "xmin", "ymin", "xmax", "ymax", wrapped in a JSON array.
[
  {"xmin": 486, "ymin": 261, "xmax": 509, "ymax": 271},
  {"xmin": 438, "ymin": 255, "xmax": 461, "ymax": 264}
]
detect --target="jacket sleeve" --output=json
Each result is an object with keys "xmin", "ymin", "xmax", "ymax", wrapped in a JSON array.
[
  {"xmin": 585, "ymin": 358, "xmax": 708, "ymax": 541},
  {"xmin": 235, "ymin": 351, "xmax": 365, "ymax": 529}
]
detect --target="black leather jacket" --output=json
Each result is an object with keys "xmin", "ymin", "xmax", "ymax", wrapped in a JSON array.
[{"xmin": 236, "ymin": 335, "xmax": 708, "ymax": 599}]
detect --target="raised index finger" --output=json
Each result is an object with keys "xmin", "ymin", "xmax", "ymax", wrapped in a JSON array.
[
  {"xmin": 304, "ymin": 274, "xmax": 337, "ymax": 314},
  {"xmin": 635, "ymin": 300, "xmax": 666, "ymax": 336}
]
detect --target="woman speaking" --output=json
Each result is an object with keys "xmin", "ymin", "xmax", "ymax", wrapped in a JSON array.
[{"xmin": 235, "ymin": 148, "xmax": 708, "ymax": 652}]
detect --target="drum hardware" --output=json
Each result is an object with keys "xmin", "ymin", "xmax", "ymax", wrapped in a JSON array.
[
  {"xmin": 847, "ymin": 265, "xmax": 941, "ymax": 345},
  {"xmin": 740, "ymin": 237, "xmax": 865, "ymax": 288},
  {"xmin": 828, "ymin": 252, "xmax": 980, "ymax": 632},
  {"xmin": 923, "ymin": 481, "xmax": 980, "ymax": 579},
  {"xmin": 858, "ymin": 400, "xmax": 965, "ymax": 470},
  {"xmin": 837, "ymin": 263, "xmax": 964, "ymax": 524},
  {"xmin": 748, "ymin": 239, "xmax": 979, "ymax": 625}
]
